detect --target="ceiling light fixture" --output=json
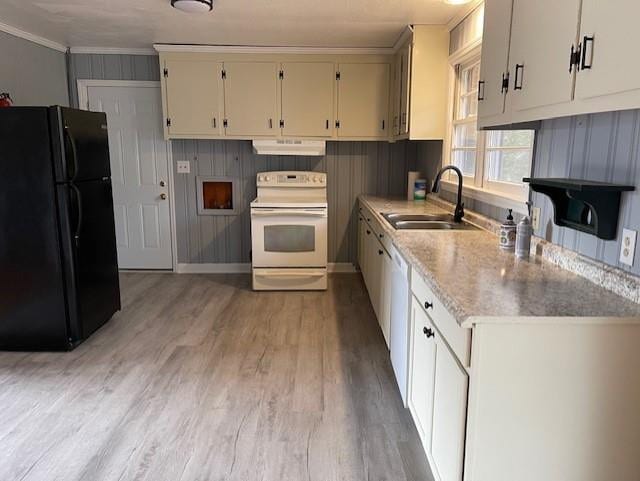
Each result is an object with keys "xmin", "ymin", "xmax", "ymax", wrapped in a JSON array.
[{"xmin": 171, "ymin": 0, "xmax": 213, "ymax": 13}]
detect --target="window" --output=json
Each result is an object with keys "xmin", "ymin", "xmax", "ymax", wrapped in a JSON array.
[
  {"xmin": 451, "ymin": 60, "xmax": 481, "ymax": 177},
  {"xmin": 448, "ymin": 55, "xmax": 534, "ymax": 202}
]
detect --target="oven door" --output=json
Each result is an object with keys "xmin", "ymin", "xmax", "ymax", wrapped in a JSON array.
[{"xmin": 251, "ymin": 207, "xmax": 327, "ymax": 267}]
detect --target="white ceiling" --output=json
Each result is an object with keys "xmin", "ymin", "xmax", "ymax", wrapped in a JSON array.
[{"xmin": 0, "ymin": 0, "xmax": 469, "ymax": 50}]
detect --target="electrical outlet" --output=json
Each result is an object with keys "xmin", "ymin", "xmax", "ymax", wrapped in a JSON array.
[
  {"xmin": 531, "ymin": 207, "xmax": 541, "ymax": 231},
  {"xmin": 620, "ymin": 228, "xmax": 637, "ymax": 266},
  {"xmin": 176, "ymin": 160, "xmax": 190, "ymax": 174}
]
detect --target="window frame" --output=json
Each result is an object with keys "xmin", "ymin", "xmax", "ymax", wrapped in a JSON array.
[{"xmin": 442, "ymin": 44, "xmax": 534, "ymax": 215}]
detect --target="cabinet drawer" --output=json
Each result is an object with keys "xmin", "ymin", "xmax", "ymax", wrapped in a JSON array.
[
  {"xmin": 359, "ymin": 203, "xmax": 393, "ymax": 253},
  {"xmin": 411, "ymin": 267, "xmax": 471, "ymax": 367}
]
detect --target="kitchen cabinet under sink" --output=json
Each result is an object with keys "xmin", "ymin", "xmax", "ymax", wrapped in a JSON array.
[{"xmin": 358, "ymin": 197, "xmax": 640, "ymax": 481}]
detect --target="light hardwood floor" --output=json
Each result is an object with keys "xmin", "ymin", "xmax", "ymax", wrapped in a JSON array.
[{"xmin": 0, "ymin": 273, "xmax": 433, "ymax": 481}]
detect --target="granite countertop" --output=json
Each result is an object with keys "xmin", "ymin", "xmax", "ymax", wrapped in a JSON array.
[{"xmin": 360, "ymin": 195, "xmax": 640, "ymax": 326}]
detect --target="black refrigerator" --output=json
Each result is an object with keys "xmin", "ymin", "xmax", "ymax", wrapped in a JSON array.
[{"xmin": 0, "ymin": 106, "xmax": 121, "ymax": 351}]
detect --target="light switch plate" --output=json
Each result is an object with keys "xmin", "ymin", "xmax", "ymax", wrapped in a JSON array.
[
  {"xmin": 620, "ymin": 228, "xmax": 637, "ymax": 266},
  {"xmin": 177, "ymin": 160, "xmax": 190, "ymax": 174},
  {"xmin": 531, "ymin": 207, "xmax": 541, "ymax": 231}
]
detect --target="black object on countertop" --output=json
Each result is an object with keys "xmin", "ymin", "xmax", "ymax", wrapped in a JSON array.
[
  {"xmin": 523, "ymin": 177, "xmax": 635, "ymax": 240},
  {"xmin": 0, "ymin": 106, "xmax": 121, "ymax": 350}
]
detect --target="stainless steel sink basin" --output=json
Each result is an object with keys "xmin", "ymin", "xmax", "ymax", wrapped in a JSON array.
[
  {"xmin": 382, "ymin": 213, "xmax": 478, "ymax": 231},
  {"xmin": 383, "ymin": 213, "xmax": 457, "ymax": 223}
]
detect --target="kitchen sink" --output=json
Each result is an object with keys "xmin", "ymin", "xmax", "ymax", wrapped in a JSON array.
[{"xmin": 382, "ymin": 213, "xmax": 478, "ymax": 231}]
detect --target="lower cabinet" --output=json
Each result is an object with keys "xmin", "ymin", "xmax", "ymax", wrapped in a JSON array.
[
  {"xmin": 359, "ymin": 210, "xmax": 392, "ymax": 347},
  {"xmin": 359, "ymin": 204, "xmax": 468, "ymax": 481},
  {"xmin": 409, "ymin": 297, "xmax": 437, "ymax": 447},
  {"xmin": 409, "ymin": 295, "xmax": 469, "ymax": 481},
  {"xmin": 379, "ymin": 250, "xmax": 392, "ymax": 346}
]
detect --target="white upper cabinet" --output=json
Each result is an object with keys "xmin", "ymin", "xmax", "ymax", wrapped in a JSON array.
[
  {"xmin": 157, "ymin": 45, "xmax": 448, "ymax": 140},
  {"xmin": 337, "ymin": 63, "xmax": 390, "ymax": 139},
  {"xmin": 508, "ymin": 0, "xmax": 581, "ymax": 121},
  {"xmin": 280, "ymin": 62, "xmax": 334, "ymax": 138},
  {"xmin": 477, "ymin": 0, "xmax": 513, "ymax": 128},
  {"xmin": 398, "ymin": 43, "xmax": 412, "ymax": 136},
  {"xmin": 406, "ymin": 26, "xmax": 449, "ymax": 140},
  {"xmin": 163, "ymin": 59, "xmax": 223, "ymax": 137},
  {"xmin": 223, "ymin": 62, "xmax": 279, "ymax": 138},
  {"xmin": 392, "ymin": 53, "xmax": 402, "ymax": 136},
  {"xmin": 479, "ymin": 0, "xmax": 640, "ymax": 127},
  {"xmin": 574, "ymin": 0, "xmax": 640, "ymax": 108}
]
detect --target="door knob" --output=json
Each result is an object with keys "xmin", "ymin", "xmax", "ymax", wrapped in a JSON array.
[
  {"xmin": 424, "ymin": 301, "xmax": 433, "ymax": 310},
  {"xmin": 423, "ymin": 327, "xmax": 435, "ymax": 338},
  {"xmin": 160, "ymin": 193, "xmax": 167, "ymax": 200},
  {"xmin": 159, "ymin": 180, "xmax": 166, "ymax": 187}
]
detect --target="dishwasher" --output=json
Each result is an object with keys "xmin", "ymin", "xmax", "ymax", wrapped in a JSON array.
[{"xmin": 389, "ymin": 244, "xmax": 411, "ymax": 406}]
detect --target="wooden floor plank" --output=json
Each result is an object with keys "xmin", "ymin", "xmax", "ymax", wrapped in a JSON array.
[{"xmin": 0, "ymin": 273, "xmax": 432, "ymax": 481}]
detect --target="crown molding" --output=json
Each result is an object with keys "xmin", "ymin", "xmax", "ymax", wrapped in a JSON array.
[
  {"xmin": 0, "ymin": 21, "xmax": 67, "ymax": 52},
  {"xmin": 446, "ymin": 0, "xmax": 484, "ymax": 31},
  {"xmin": 69, "ymin": 46, "xmax": 158, "ymax": 56},
  {"xmin": 391, "ymin": 25, "xmax": 414, "ymax": 53},
  {"xmin": 153, "ymin": 43, "xmax": 395, "ymax": 55}
]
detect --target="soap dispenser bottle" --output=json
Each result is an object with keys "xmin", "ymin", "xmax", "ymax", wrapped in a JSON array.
[{"xmin": 499, "ymin": 209, "xmax": 517, "ymax": 251}]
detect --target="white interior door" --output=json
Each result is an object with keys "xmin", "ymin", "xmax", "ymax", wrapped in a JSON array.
[{"xmin": 87, "ymin": 84, "xmax": 173, "ymax": 269}]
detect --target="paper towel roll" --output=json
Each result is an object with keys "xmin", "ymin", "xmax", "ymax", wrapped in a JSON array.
[{"xmin": 407, "ymin": 171, "xmax": 421, "ymax": 200}]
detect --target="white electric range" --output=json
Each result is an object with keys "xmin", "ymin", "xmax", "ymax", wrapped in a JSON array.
[{"xmin": 250, "ymin": 171, "xmax": 328, "ymax": 291}]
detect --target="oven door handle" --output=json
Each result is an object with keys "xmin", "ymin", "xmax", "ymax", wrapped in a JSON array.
[
  {"xmin": 254, "ymin": 271, "xmax": 326, "ymax": 278},
  {"xmin": 252, "ymin": 209, "xmax": 327, "ymax": 217}
]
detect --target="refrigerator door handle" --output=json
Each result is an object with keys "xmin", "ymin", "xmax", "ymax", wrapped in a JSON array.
[
  {"xmin": 64, "ymin": 126, "xmax": 80, "ymax": 181},
  {"xmin": 70, "ymin": 183, "xmax": 83, "ymax": 247}
]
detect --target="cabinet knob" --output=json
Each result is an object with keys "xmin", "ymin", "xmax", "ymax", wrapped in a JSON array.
[
  {"xmin": 423, "ymin": 327, "xmax": 435, "ymax": 338},
  {"xmin": 379, "ymin": 233, "xmax": 383, "ymax": 239},
  {"xmin": 366, "ymin": 230, "xmax": 371, "ymax": 235},
  {"xmin": 160, "ymin": 193, "xmax": 167, "ymax": 200},
  {"xmin": 424, "ymin": 301, "xmax": 433, "ymax": 310},
  {"xmin": 378, "ymin": 249, "xmax": 383, "ymax": 255}
]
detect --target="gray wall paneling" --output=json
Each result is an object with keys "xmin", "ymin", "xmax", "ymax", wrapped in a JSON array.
[
  {"xmin": 172, "ymin": 140, "xmax": 419, "ymax": 265},
  {"xmin": 67, "ymin": 53, "xmax": 160, "ymax": 107},
  {"xmin": 0, "ymin": 31, "xmax": 68, "ymax": 106},
  {"xmin": 531, "ymin": 110, "xmax": 640, "ymax": 276}
]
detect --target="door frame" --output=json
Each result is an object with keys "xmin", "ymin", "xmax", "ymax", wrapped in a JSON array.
[{"xmin": 77, "ymin": 79, "xmax": 178, "ymax": 272}]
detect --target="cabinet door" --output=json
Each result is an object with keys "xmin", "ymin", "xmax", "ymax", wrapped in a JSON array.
[
  {"xmin": 408, "ymin": 297, "xmax": 437, "ymax": 451},
  {"xmin": 164, "ymin": 59, "xmax": 223, "ymax": 136},
  {"xmin": 477, "ymin": 0, "xmax": 513, "ymax": 127},
  {"xmin": 508, "ymin": 0, "xmax": 581, "ymax": 119},
  {"xmin": 430, "ymin": 332, "xmax": 469, "ymax": 481},
  {"xmin": 362, "ymin": 225, "xmax": 375, "ymax": 305},
  {"xmin": 367, "ymin": 234, "xmax": 383, "ymax": 321},
  {"xmin": 223, "ymin": 62, "xmax": 278, "ymax": 137},
  {"xmin": 358, "ymin": 214, "xmax": 366, "ymax": 270},
  {"xmin": 281, "ymin": 62, "xmax": 334, "ymax": 138},
  {"xmin": 574, "ymin": 0, "xmax": 640, "ymax": 105},
  {"xmin": 399, "ymin": 44, "xmax": 412, "ymax": 136},
  {"xmin": 337, "ymin": 63, "xmax": 390, "ymax": 138},
  {"xmin": 379, "ymin": 249, "xmax": 392, "ymax": 347},
  {"xmin": 392, "ymin": 54, "xmax": 402, "ymax": 136}
]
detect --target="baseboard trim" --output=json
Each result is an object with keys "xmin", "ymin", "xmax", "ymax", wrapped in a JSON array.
[
  {"xmin": 176, "ymin": 263, "xmax": 251, "ymax": 274},
  {"xmin": 175, "ymin": 262, "xmax": 356, "ymax": 274}
]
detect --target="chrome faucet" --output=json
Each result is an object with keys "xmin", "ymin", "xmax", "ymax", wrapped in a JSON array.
[{"xmin": 432, "ymin": 165, "xmax": 465, "ymax": 223}]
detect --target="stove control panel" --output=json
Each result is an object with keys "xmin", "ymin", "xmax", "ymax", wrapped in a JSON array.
[{"xmin": 257, "ymin": 171, "xmax": 326, "ymax": 187}]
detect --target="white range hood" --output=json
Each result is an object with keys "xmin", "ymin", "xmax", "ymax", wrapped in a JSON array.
[{"xmin": 252, "ymin": 140, "xmax": 326, "ymax": 156}]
